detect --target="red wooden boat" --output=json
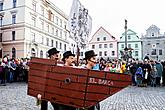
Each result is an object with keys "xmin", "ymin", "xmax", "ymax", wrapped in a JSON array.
[{"xmin": 27, "ymin": 57, "xmax": 131, "ymax": 108}]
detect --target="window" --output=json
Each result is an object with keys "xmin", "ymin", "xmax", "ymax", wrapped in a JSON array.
[
  {"xmin": 56, "ymin": 41, "xmax": 58, "ymax": 48},
  {"xmin": 52, "ymin": 27, "xmax": 54, "ymax": 34},
  {"xmin": 13, "ymin": 0, "xmax": 17, "ymax": 8},
  {"xmin": 60, "ymin": 19, "xmax": 62, "ymax": 27},
  {"xmin": 40, "ymin": 50, "xmax": 43, "ymax": 58},
  {"xmin": 135, "ymin": 44, "xmax": 138, "ymax": 48},
  {"xmin": 0, "ymin": 33, "xmax": 2, "ymax": 42},
  {"xmin": 64, "ymin": 44, "xmax": 66, "ymax": 51},
  {"xmin": 32, "ymin": 1, "xmax": 36, "ymax": 11},
  {"xmin": 64, "ymin": 31, "xmax": 67, "ymax": 40},
  {"xmin": 60, "ymin": 30, "xmax": 62, "ymax": 37},
  {"xmin": 112, "ymin": 51, "xmax": 115, "ymax": 56},
  {"xmin": 99, "ymin": 44, "xmax": 102, "ymax": 48},
  {"xmin": 31, "ymin": 32, "xmax": 35, "ymax": 42},
  {"xmin": 12, "ymin": 14, "xmax": 16, "ymax": 24},
  {"xmin": 121, "ymin": 44, "xmax": 124, "ymax": 48},
  {"xmin": 152, "ymin": 44, "xmax": 156, "ymax": 48},
  {"xmin": 12, "ymin": 31, "xmax": 15, "ymax": 40},
  {"xmin": 56, "ymin": 29, "xmax": 58, "ymax": 36},
  {"xmin": 51, "ymin": 39, "xmax": 53, "ymax": 47},
  {"xmin": 92, "ymin": 45, "xmax": 95, "ymax": 49},
  {"xmin": 46, "ymin": 23, "xmax": 49, "ymax": 32},
  {"xmin": 99, "ymin": 51, "xmax": 102, "ymax": 56},
  {"xmin": 152, "ymin": 33, "xmax": 154, "ymax": 37},
  {"xmin": 12, "ymin": 47, "xmax": 16, "ymax": 58},
  {"xmin": 103, "ymin": 37, "xmax": 106, "ymax": 41},
  {"xmin": 104, "ymin": 51, "xmax": 107, "ymax": 56},
  {"xmin": 80, "ymin": 52, "xmax": 83, "ymax": 56},
  {"xmin": 40, "ymin": 20, "xmax": 44, "ymax": 30},
  {"xmin": 0, "ymin": 3, "xmax": 3, "ymax": 11},
  {"xmin": 46, "ymin": 38, "xmax": 49, "ymax": 46},
  {"xmin": 32, "ymin": 17, "xmax": 36, "ymax": 26},
  {"xmin": 60, "ymin": 42, "xmax": 62, "ymax": 49},
  {"xmin": 159, "ymin": 49, "xmax": 162, "ymax": 55},
  {"xmin": 109, "ymin": 43, "xmax": 113, "ymax": 48},
  {"xmin": 41, "ymin": 36, "xmax": 44, "ymax": 44},
  {"xmin": 128, "ymin": 35, "xmax": 131, "ymax": 40},
  {"xmin": 0, "ymin": 17, "xmax": 2, "ymax": 26},
  {"xmin": 135, "ymin": 51, "xmax": 138, "ymax": 56},
  {"xmin": 97, "ymin": 38, "xmax": 100, "ymax": 41},
  {"xmin": 104, "ymin": 44, "xmax": 107, "ymax": 48},
  {"xmin": 41, "ymin": 6, "xmax": 44, "ymax": 15},
  {"xmin": 151, "ymin": 49, "xmax": 156, "ymax": 55},
  {"xmin": 128, "ymin": 44, "xmax": 131, "ymax": 48},
  {"xmin": 64, "ymin": 22, "xmax": 67, "ymax": 29},
  {"xmin": 56, "ymin": 16, "xmax": 58, "ymax": 25}
]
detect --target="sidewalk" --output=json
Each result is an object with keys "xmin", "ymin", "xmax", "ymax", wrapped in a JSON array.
[{"xmin": 0, "ymin": 83, "xmax": 165, "ymax": 110}]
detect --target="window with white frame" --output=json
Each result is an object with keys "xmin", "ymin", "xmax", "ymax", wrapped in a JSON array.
[
  {"xmin": 92, "ymin": 45, "xmax": 95, "ymax": 49},
  {"xmin": 46, "ymin": 23, "xmax": 49, "ymax": 32},
  {"xmin": 12, "ymin": 31, "xmax": 15, "ymax": 40},
  {"xmin": 112, "ymin": 51, "xmax": 115, "ymax": 56},
  {"xmin": 46, "ymin": 38, "xmax": 49, "ymax": 46},
  {"xmin": 31, "ymin": 32, "xmax": 35, "ymax": 42},
  {"xmin": 128, "ymin": 35, "xmax": 131, "ymax": 40},
  {"xmin": 99, "ymin": 44, "xmax": 102, "ymax": 48},
  {"xmin": 109, "ymin": 43, "xmax": 113, "ymax": 48},
  {"xmin": 60, "ymin": 19, "xmax": 62, "ymax": 27},
  {"xmin": 103, "ymin": 37, "xmax": 106, "ymax": 41},
  {"xmin": 51, "ymin": 39, "xmax": 53, "ymax": 47},
  {"xmin": 0, "ymin": 3, "xmax": 3, "ymax": 11},
  {"xmin": 40, "ymin": 6, "xmax": 44, "ymax": 15},
  {"xmin": 0, "ymin": 17, "xmax": 2, "ymax": 26},
  {"xmin": 13, "ymin": 0, "xmax": 17, "ymax": 8},
  {"xmin": 60, "ymin": 42, "xmax": 62, "ymax": 49},
  {"xmin": 121, "ymin": 44, "xmax": 124, "ymax": 48},
  {"xmin": 12, "ymin": 14, "xmax": 16, "ymax": 24},
  {"xmin": 60, "ymin": 30, "xmax": 62, "ymax": 37},
  {"xmin": 135, "ymin": 51, "xmax": 139, "ymax": 56},
  {"xmin": 128, "ymin": 44, "xmax": 131, "ymax": 48},
  {"xmin": 135, "ymin": 44, "xmax": 138, "ymax": 48},
  {"xmin": 56, "ymin": 29, "xmax": 58, "ymax": 36},
  {"xmin": 40, "ymin": 20, "xmax": 44, "ymax": 30},
  {"xmin": 104, "ymin": 44, "xmax": 107, "ymax": 48},
  {"xmin": 56, "ymin": 41, "xmax": 58, "ymax": 48},
  {"xmin": 31, "ymin": 17, "xmax": 36, "ymax": 26},
  {"xmin": 99, "ymin": 51, "xmax": 102, "ymax": 56},
  {"xmin": 52, "ymin": 27, "xmax": 54, "ymax": 34},
  {"xmin": 104, "ymin": 51, "xmax": 107, "ymax": 56},
  {"xmin": 56, "ymin": 16, "xmax": 58, "ymax": 25},
  {"xmin": 32, "ymin": 1, "xmax": 36, "ymax": 11}
]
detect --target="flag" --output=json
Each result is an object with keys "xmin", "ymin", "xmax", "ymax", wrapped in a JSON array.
[{"xmin": 68, "ymin": 0, "xmax": 92, "ymax": 47}]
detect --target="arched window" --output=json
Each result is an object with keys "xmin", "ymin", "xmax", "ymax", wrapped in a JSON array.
[
  {"xmin": 40, "ymin": 50, "xmax": 43, "ymax": 58},
  {"xmin": 12, "ymin": 47, "xmax": 16, "ymax": 58},
  {"xmin": 31, "ymin": 48, "xmax": 36, "ymax": 57}
]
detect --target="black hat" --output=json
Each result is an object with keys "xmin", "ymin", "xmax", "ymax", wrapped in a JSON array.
[
  {"xmin": 84, "ymin": 50, "xmax": 97, "ymax": 60},
  {"xmin": 47, "ymin": 48, "xmax": 59, "ymax": 57},
  {"xmin": 62, "ymin": 51, "xmax": 75, "ymax": 61}
]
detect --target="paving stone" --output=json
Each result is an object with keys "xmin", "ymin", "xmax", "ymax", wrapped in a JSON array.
[{"xmin": 0, "ymin": 83, "xmax": 165, "ymax": 110}]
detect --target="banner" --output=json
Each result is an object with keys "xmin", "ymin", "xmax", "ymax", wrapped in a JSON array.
[{"xmin": 68, "ymin": 0, "xmax": 92, "ymax": 48}]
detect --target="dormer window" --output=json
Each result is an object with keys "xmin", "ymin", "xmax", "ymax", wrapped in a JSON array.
[{"xmin": 152, "ymin": 33, "xmax": 154, "ymax": 37}]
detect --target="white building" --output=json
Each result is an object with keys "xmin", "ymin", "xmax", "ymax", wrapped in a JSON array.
[
  {"xmin": 0, "ymin": 0, "xmax": 71, "ymax": 59},
  {"xmin": 89, "ymin": 27, "xmax": 118, "ymax": 60}
]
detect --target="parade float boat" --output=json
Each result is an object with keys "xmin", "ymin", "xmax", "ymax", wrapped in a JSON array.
[{"xmin": 27, "ymin": 57, "xmax": 131, "ymax": 108}]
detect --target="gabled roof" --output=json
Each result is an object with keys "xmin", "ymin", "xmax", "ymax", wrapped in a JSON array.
[
  {"xmin": 120, "ymin": 29, "xmax": 138, "ymax": 39},
  {"xmin": 89, "ymin": 26, "xmax": 116, "ymax": 42}
]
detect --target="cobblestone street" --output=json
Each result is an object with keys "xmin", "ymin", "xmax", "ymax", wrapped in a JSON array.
[{"xmin": 0, "ymin": 83, "xmax": 165, "ymax": 110}]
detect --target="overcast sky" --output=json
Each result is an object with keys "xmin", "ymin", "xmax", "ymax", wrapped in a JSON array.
[{"xmin": 51, "ymin": 0, "xmax": 165, "ymax": 40}]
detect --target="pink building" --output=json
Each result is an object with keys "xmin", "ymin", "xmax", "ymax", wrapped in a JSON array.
[{"xmin": 89, "ymin": 27, "xmax": 118, "ymax": 60}]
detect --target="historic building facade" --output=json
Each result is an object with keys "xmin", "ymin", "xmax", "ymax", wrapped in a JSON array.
[
  {"xmin": 141, "ymin": 25, "xmax": 165, "ymax": 61},
  {"xmin": 89, "ymin": 27, "xmax": 118, "ymax": 60},
  {"xmin": 118, "ymin": 29, "xmax": 142, "ymax": 60},
  {"xmin": 0, "ymin": 0, "xmax": 71, "ymax": 59}
]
